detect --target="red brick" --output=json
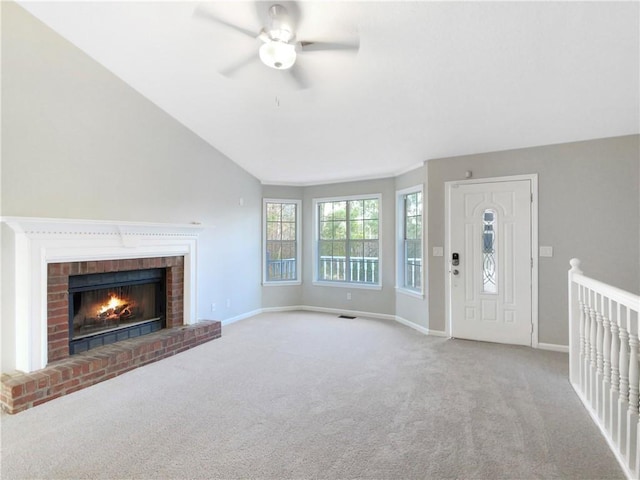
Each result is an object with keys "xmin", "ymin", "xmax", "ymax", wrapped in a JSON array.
[
  {"xmin": 80, "ymin": 369, "xmax": 106, "ymax": 384},
  {"xmin": 51, "ymin": 379, "xmax": 80, "ymax": 394},
  {"xmin": 33, "ymin": 393, "xmax": 62, "ymax": 407},
  {"xmin": 47, "ymin": 283, "xmax": 67, "ymax": 294}
]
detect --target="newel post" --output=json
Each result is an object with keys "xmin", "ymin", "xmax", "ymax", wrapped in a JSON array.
[{"xmin": 569, "ymin": 258, "xmax": 583, "ymax": 386}]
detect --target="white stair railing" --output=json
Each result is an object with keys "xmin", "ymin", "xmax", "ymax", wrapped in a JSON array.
[{"xmin": 569, "ymin": 258, "xmax": 640, "ymax": 479}]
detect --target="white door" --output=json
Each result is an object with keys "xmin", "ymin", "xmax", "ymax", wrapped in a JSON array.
[{"xmin": 448, "ymin": 179, "xmax": 532, "ymax": 346}]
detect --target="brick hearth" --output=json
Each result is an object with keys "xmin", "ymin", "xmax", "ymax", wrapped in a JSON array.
[{"xmin": 1, "ymin": 320, "xmax": 221, "ymax": 414}]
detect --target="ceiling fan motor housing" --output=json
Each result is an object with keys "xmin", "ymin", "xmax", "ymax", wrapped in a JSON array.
[{"xmin": 259, "ymin": 4, "xmax": 297, "ymax": 69}]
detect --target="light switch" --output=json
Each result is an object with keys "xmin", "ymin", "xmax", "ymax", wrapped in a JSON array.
[
  {"xmin": 433, "ymin": 247, "xmax": 444, "ymax": 257},
  {"xmin": 539, "ymin": 246, "xmax": 553, "ymax": 257}
]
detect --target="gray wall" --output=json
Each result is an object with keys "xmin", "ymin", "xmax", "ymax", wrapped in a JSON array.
[
  {"xmin": 394, "ymin": 166, "xmax": 429, "ymax": 329},
  {"xmin": 1, "ymin": 3, "xmax": 263, "ymax": 330},
  {"xmin": 302, "ymin": 179, "xmax": 397, "ymax": 316},
  {"xmin": 427, "ymin": 135, "xmax": 640, "ymax": 345}
]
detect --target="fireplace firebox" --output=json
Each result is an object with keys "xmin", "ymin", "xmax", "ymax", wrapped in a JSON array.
[{"xmin": 68, "ymin": 269, "xmax": 166, "ymax": 354}]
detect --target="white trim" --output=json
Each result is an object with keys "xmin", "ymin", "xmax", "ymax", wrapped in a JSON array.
[
  {"xmin": 300, "ymin": 305, "xmax": 396, "ymax": 321},
  {"xmin": 312, "ymin": 281, "xmax": 382, "ymax": 290},
  {"xmin": 221, "ymin": 309, "xmax": 264, "ymax": 326},
  {"xmin": 221, "ymin": 306, "xmax": 450, "ymax": 340},
  {"xmin": 537, "ymin": 342, "xmax": 569, "ymax": 353},
  {"xmin": 393, "ymin": 315, "xmax": 430, "ymax": 335},
  {"xmin": 312, "ymin": 193, "xmax": 382, "ymax": 287},
  {"xmin": 262, "ymin": 281, "xmax": 302, "ymax": 287},
  {"xmin": 1, "ymin": 217, "xmax": 202, "ymax": 373},
  {"xmin": 262, "ymin": 199, "xmax": 302, "ymax": 285},
  {"xmin": 395, "ymin": 287, "xmax": 425, "ymax": 299},
  {"xmin": 425, "ymin": 329, "xmax": 448, "ymax": 337},
  {"xmin": 395, "ymin": 184, "xmax": 425, "ymax": 296},
  {"xmin": 444, "ymin": 174, "xmax": 539, "ymax": 347}
]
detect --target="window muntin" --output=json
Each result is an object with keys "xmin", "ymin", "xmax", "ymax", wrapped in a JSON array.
[
  {"xmin": 316, "ymin": 195, "xmax": 380, "ymax": 285},
  {"xmin": 482, "ymin": 209, "xmax": 497, "ymax": 294},
  {"xmin": 397, "ymin": 187, "xmax": 423, "ymax": 294},
  {"xmin": 263, "ymin": 200, "xmax": 301, "ymax": 284}
]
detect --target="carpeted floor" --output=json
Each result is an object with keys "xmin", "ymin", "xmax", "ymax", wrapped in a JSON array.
[{"xmin": 0, "ymin": 311, "xmax": 624, "ymax": 479}]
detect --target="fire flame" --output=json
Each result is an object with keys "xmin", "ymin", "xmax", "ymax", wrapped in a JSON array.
[{"xmin": 98, "ymin": 295, "xmax": 124, "ymax": 315}]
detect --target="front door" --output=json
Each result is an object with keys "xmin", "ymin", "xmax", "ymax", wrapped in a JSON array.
[{"xmin": 447, "ymin": 179, "xmax": 532, "ymax": 346}]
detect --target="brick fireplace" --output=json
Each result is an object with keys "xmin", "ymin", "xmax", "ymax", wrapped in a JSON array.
[
  {"xmin": 1, "ymin": 218, "xmax": 221, "ymax": 413},
  {"xmin": 48, "ymin": 256, "xmax": 185, "ymax": 361}
]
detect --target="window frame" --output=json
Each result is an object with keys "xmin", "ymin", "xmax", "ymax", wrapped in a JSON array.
[
  {"xmin": 262, "ymin": 198, "xmax": 302, "ymax": 286},
  {"xmin": 396, "ymin": 185, "xmax": 424, "ymax": 298},
  {"xmin": 312, "ymin": 193, "xmax": 382, "ymax": 290}
]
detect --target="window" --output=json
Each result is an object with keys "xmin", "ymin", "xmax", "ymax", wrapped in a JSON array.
[
  {"xmin": 263, "ymin": 199, "xmax": 301, "ymax": 284},
  {"xmin": 397, "ymin": 186, "xmax": 423, "ymax": 295},
  {"xmin": 314, "ymin": 195, "xmax": 380, "ymax": 286},
  {"xmin": 482, "ymin": 209, "xmax": 497, "ymax": 293}
]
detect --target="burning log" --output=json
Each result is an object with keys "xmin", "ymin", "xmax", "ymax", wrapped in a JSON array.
[{"xmin": 96, "ymin": 295, "xmax": 136, "ymax": 323}]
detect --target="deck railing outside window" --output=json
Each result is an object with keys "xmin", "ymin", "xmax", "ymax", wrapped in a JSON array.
[
  {"xmin": 266, "ymin": 258, "xmax": 296, "ymax": 281},
  {"xmin": 319, "ymin": 255, "xmax": 379, "ymax": 284}
]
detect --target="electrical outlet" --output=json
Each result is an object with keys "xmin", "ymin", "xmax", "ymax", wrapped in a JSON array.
[
  {"xmin": 226, "ymin": 298, "xmax": 231, "ymax": 308},
  {"xmin": 211, "ymin": 303, "xmax": 216, "ymax": 312},
  {"xmin": 346, "ymin": 292, "xmax": 352, "ymax": 301}
]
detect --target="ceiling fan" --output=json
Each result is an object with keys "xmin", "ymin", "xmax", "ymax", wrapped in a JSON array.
[{"xmin": 194, "ymin": 2, "xmax": 359, "ymax": 88}]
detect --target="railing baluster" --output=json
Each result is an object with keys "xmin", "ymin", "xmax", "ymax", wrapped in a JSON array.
[
  {"xmin": 569, "ymin": 259, "xmax": 640, "ymax": 477},
  {"xmin": 602, "ymin": 297, "xmax": 612, "ymax": 426},
  {"xmin": 597, "ymin": 295, "xmax": 605, "ymax": 377},
  {"xmin": 590, "ymin": 296, "xmax": 599, "ymax": 403},
  {"xmin": 620, "ymin": 322, "xmax": 630, "ymax": 404},
  {"xmin": 603, "ymin": 299, "xmax": 612, "ymax": 384},
  {"xmin": 579, "ymin": 286, "xmax": 586, "ymax": 362},
  {"xmin": 583, "ymin": 291, "xmax": 592, "ymax": 393},
  {"xmin": 611, "ymin": 304, "xmax": 621, "ymax": 395},
  {"xmin": 629, "ymin": 332, "xmax": 639, "ymax": 415}
]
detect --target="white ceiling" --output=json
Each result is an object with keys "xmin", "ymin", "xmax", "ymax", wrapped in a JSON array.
[{"xmin": 17, "ymin": 1, "xmax": 640, "ymax": 186}]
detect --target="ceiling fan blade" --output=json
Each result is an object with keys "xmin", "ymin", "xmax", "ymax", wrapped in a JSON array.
[
  {"xmin": 220, "ymin": 52, "xmax": 259, "ymax": 78},
  {"xmin": 193, "ymin": 5, "xmax": 258, "ymax": 40},
  {"xmin": 288, "ymin": 64, "xmax": 310, "ymax": 90},
  {"xmin": 299, "ymin": 40, "xmax": 359, "ymax": 53}
]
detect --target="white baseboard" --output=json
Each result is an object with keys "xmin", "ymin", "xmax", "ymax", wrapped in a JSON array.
[
  {"xmin": 299, "ymin": 305, "xmax": 396, "ymax": 322},
  {"xmin": 393, "ymin": 315, "xmax": 430, "ymax": 335},
  {"xmin": 221, "ymin": 306, "xmax": 448, "ymax": 339},
  {"xmin": 221, "ymin": 309, "xmax": 263, "ymax": 326},
  {"xmin": 425, "ymin": 329, "xmax": 448, "ymax": 338},
  {"xmin": 537, "ymin": 342, "xmax": 569, "ymax": 353},
  {"xmin": 260, "ymin": 306, "xmax": 304, "ymax": 314}
]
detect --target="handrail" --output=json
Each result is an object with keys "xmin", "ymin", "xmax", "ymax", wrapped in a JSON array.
[{"xmin": 570, "ymin": 261, "xmax": 639, "ymax": 311}]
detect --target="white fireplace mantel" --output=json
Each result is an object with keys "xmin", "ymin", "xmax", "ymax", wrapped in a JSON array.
[{"xmin": 1, "ymin": 217, "xmax": 202, "ymax": 373}]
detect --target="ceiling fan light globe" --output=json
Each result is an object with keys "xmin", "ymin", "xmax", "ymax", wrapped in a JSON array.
[{"xmin": 259, "ymin": 41, "xmax": 296, "ymax": 70}]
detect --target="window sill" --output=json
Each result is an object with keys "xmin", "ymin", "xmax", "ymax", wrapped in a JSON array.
[
  {"xmin": 312, "ymin": 281, "xmax": 382, "ymax": 291},
  {"xmin": 395, "ymin": 287, "xmax": 425, "ymax": 299},
  {"xmin": 263, "ymin": 281, "xmax": 302, "ymax": 287}
]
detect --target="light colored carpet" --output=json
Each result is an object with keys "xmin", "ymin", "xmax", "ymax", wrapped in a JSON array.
[{"xmin": 1, "ymin": 311, "xmax": 624, "ymax": 479}]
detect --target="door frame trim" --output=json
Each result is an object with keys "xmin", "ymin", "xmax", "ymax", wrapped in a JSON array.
[{"xmin": 444, "ymin": 174, "xmax": 539, "ymax": 347}]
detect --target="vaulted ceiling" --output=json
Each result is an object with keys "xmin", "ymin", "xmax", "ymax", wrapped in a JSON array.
[{"xmin": 17, "ymin": 1, "xmax": 640, "ymax": 185}]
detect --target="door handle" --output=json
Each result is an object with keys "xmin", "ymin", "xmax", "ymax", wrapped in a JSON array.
[{"xmin": 452, "ymin": 269, "xmax": 459, "ymax": 276}]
